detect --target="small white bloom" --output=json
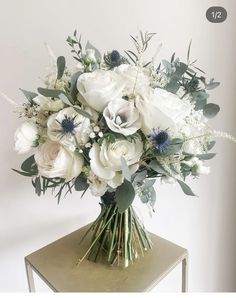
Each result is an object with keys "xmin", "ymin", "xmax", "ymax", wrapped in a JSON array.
[
  {"xmin": 33, "ymin": 95, "xmax": 64, "ymax": 112},
  {"xmin": 182, "ymin": 157, "xmax": 210, "ymax": 176},
  {"xmin": 93, "ymin": 126, "xmax": 100, "ymax": 132},
  {"xmin": 34, "ymin": 139, "xmax": 84, "ymax": 181},
  {"xmin": 85, "ymin": 142, "xmax": 92, "ymax": 148},
  {"xmin": 103, "ymin": 98, "xmax": 141, "ymax": 136},
  {"xmin": 89, "ymin": 132, "xmax": 96, "ymax": 139},
  {"xmin": 14, "ymin": 121, "xmax": 38, "ymax": 154},
  {"xmin": 98, "ymin": 132, "xmax": 103, "ymax": 138},
  {"xmin": 77, "ymin": 69, "xmax": 125, "ymax": 112}
]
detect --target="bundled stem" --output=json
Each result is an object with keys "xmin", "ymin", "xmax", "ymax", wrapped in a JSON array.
[{"xmin": 78, "ymin": 199, "xmax": 152, "ymax": 268}]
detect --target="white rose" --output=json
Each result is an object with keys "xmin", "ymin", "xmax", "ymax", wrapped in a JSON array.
[
  {"xmin": 136, "ymin": 88, "xmax": 192, "ymax": 135},
  {"xmin": 47, "ymin": 107, "xmax": 91, "ymax": 150},
  {"xmin": 115, "ymin": 64, "xmax": 150, "ymax": 95},
  {"xmin": 33, "ymin": 95, "xmax": 64, "ymax": 112},
  {"xmin": 34, "ymin": 140, "xmax": 83, "ymax": 181},
  {"xmin": 103, "ymin": 98, "xmax": 141, "ymax": 136},
  {"xmin": 77, "ymin": 69, "xmax": 124, "ymax": 112},
  {"xmin": 14, "ymin": 121, "xmax": 38, "ymax": 154},
  {"xmin": 89, "ymin": 139, "xmax": 143, "ymax": 187},
  {"xmin": 87, "ymin": 171, "xmax": 107, "ymax": 197}
]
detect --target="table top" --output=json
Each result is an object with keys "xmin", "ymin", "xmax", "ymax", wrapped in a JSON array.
[{"xmin": 25, "ymin": 224, "xmax": 187, "ymax": 292}]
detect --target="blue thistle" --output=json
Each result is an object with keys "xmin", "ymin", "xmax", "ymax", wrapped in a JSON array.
[
  {"xmin": 148, "ymin": 129, "xmax": 169, "ymax": 151},
  {"xmin": 56, "ymin": 115, "xmax": 78, "ymax": 138},
  {"xmin": 110, "ymin": 50, "xmax": 121, "ymax": 62}
]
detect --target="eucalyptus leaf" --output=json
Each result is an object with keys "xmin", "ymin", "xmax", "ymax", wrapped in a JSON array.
[
  {"xmin": 205, "ymin": 79, "xmax": 220, "ymax": 90},
  {"xmin": 12, "ymin": 169, "xmax": 34, "ymax": 177},
  {"xmin": 196, "ymin": 153, "xmax": 216, "ymax": 160},
  {"xmin": 163, "ymin": 138, "xmax": 183, "ymax": 155},
  {"xmin": 35, "ymin": 176, "xmax": 41, "ymax": 196},
  {"xmin": 149, "ymin": 160, "xmax": 168, "ymax": 175},
  {"xmin": 192, "ymin": 90, "xmax": 209, "ymax": 111},
  {"xmin": 70, "ymin": 71, "xmax": 82, "ymax": 100},
  {"xmin": 115, "ymin": 179, "xmax": 135, "ymax": 213},
  {"xmin": 132, "ymin": 170, "xmax": 147, "ymax": 184},
  {"xmin": 143, "ymin": 179, "xmax": 155, "ymax": 189},
  {"xmin": 203, "ymin": 103, "xmax": 220, "ymax": 118},
  {"xmin": 85, "ymin": 41, "xmax": 102, "ymax": 61},
  {"xmin": 207, "ymin": 141, "xmax": 216, "ymax": 150},
  {"xmin": 21, "ymin": 155, "xmax": 37, "ymax": 174},
  {"xmin": 74, "ymin": 176, "xmax": 89, "ymax": 191},
  {"xmin": 176, "ymin": 179, "xmax": 196, "ymax": 196},
  {"xmin": 57, "ymin": 56, "xmax": 66, "ymax": 80},
  {"xmin": 38, "ymin": 88, "xmax": 62, "ymax": 98},
  {"xmin": 73, "ymin": 107, "xmax": 93, "ymax": 119},
  {"xmin": 121, "ymin": 157, "xmax": 131, "ymax": 182},
  {"xmin": 20, "ymin": 89, "xmax": 37, "ymax": 104}
]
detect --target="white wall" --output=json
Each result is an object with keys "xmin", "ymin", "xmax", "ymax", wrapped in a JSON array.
[{"xmin": 0, "ymin": 0, "xmax": 235, "ymax": 292}]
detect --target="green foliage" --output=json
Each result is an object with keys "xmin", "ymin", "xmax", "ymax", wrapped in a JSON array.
[
  {"xmin": 70, "ymin": 71, "xmax": 82, "ymax": 101},
  {"xmin": 176, "ymin": 179, "xmax": 196, "ymax": 196},
  {"xmin": 203, "ymin": 103, "xmax": 220, "ymax": 118},
  {"xmin": 121, "ymin": 157, "xmax": 131, "ymax": 182},
  {"xmin": 161, "ymin": 138, "xmax": 183, "ymax": 156},
  {"xmin": 85, "ymin": 41, "xmax": 101, "ymax": 61},
  {"xmin": 192, "ymin": 90, "xmax": 209, "ymax": 110},
  {"xmin": 115, "ymin": 179, "xmax": 135, "ymax": 213},
  {"xmin": 74, "ymin": 175, "xmax": 89, "ymax": 191},
  {"xmin": 56, "ymin": 56, "xmax": 66, "ymax": 80},
  {"xmin": 20, "ymin": 89, "xmax": 37, "ymax": 105},
  {"xmin": 196, "ymin": 153, "xmax": 216, "ymax": 160}
]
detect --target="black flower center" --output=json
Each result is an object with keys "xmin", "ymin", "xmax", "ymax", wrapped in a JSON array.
[{"xmin": 61, "ymin": 116, "xmax": 77, "ymax": 134}]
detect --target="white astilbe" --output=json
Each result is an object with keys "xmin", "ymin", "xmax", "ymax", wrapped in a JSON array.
[{"xmin": 212, "ymin": 130, "xmax": 236, "ymax": 143}]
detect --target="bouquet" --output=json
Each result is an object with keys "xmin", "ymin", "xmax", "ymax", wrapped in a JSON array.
[{"xmin": 12, "ymin": 30, "xmax": 235, "ymax": 267}]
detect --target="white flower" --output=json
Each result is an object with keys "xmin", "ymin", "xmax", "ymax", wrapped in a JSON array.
[
  {"xmin": 182, "ymin": 157, "xmax": 210, "ymax": 176},
  {"xmin": 87, "ymin": 171, "xmax": 107, "ymax": 196},
  {"xmin": 34, "ymin": 139, "xmax": 83, "ymax": 181},
  {"xmin": 33, "ymin": 95, "xmax": 64, "ymax": 112},
  {"xmin": 77, "ymin": 69, "xmax": 124, "ymax": 112},
  {"xmin": 103, "ymin": 98, "xmax": 141, "ymax": 136},
  {"xmin": 47, "ymin": 107, "xmax": 91, "ymax": 149},
  {"xmin": 84, "ymin": 49, "xmax": 97, "ymax": 64},
  {"xmin": 115, "ymin": 64, "xmax": 150, "ymax": 95},
  {"xmin": 14, "ymin": 121, "xmax": 38, "ymax": 154},
  {"xmin": 135, "ymin": 88, "xmax": 192, "ymax": 135},
  {"xmin": 89, "ymin": 139, "xmax": 143, "ymax": 187}
]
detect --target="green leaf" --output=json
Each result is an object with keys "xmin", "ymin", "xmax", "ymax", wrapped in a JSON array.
[
  {"xmin": 115, "ymin": 179, "xmax": 135, "ymax": 213},
  {"xmin": 57, "ymin": 56, "xmax": 66, "ymax": 80},
  {"xmin": 58, "ymin": 93, "xmax": 74, "ymax": 106},
  {"xmin": 73, "ymin": 107, "xmax": 93, "ymax": 119},
  {"xmin": 132, "ymin": 171, "xmax": 147, "ymax": 184},
  {"xmin": 187, "ymin": 40, "xmax": 192, "ymax": 62},
  {"xmin": 20, "ymin": 89, "xmax": 37, "ymax": 104},
  {"xmin": 196, "ymin": 153, "xmax": 216, "ymax": 160},
  {"xmin": 21, "ymin": 155, "xmax": 37, "ymax": 174},
  {"xmin": 207, "ymin": 141, "xmax": 216, "ymax": 150},
  {"xmin": 205, "ymin": 79, "xmax": 220, "ymax": 90},
  {"xmin": 149, "ymin": 160, "xmax": 168, "ymax": 175},
  {"xmin": 35, "ymin": 176, "xmax": 41, "ymax": 196},
  {"xmin": 192, "ymin": 90, "xmax": 209, "ymax": 111},
  {"xmin": 143, "ymin": 179, "xmax": 155, "ymax": 189},
  {"xmin": 37, "ymin": 88, "xmax": 62, "ymax": 98},
  {"xmin": 12, "ymin": 168, "xmax": 34, "ymax": 177},
  {"xmin": 121, "ymin": 157, "xmax": 131, "ymax": 182},
  {"xmin": 163, "ymin": 138, "xmax": 183, "ymax": 155},
  {"xmin": 176, "ymin": 179, "xmax": 196, "ymax": 196},
  {"xmin": 85, "ymin": 41, "xmax": 101, "ymax": 61},
  {"xmin": 70, "ymin": 71, "xmax": 82, "ymax": 100},
  {"xmin": 74, "ymin": 175, "xmax": 89, "ymax": 191},
  {"xmin": 203, "ymin": 103, "xmax": 220, "ymax": 118}
]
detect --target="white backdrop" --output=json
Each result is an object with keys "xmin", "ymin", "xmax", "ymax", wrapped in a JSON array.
[{"xmin": 0, "ymin": 0, "xmax": 235, "ymax": 292}]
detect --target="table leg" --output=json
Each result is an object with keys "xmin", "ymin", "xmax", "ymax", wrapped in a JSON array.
[
  {"xmin": 25, "ymin": 260, "xmax": 35, "ymax": 292},
  {"xmin": 181, "ymin": 255, "xmax": 188, "ymax": 292}
]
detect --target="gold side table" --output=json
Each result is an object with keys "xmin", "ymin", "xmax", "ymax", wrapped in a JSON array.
[{"xmin": 25, "ymin": 224, "xmax": 188, "ymax": 292}]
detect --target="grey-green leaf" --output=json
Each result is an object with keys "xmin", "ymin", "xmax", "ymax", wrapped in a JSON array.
[
  {"xmin": 115, "ymin": 179, "xmax": 135, "ymax": 213},
  {"xmin": 121, "ymin": 157, "xmax": 131, "ymax": 182},
  {"xmin": 74, "ymin": 176, "xmax": 89, "ymax": 191},
  {"xmin": 196, "ymin": 153, "xmax": 216, "ymax": 160},
  {"xmin": 203, "ymin": 103, "xmax": 220, "ymax": 118},
  {"xmin": 73, "ymin": 107, "xmax": 93, "ymax": 119},
  {"xmin": 149, "ymin": 160, "xmax": 168, "ymax": 175},
  {"xmin": 57, "ymin": 56, "xmax": 66, "ymax": 80},
  {"xmin": 21, "ymin": 155, "xmax": 37, "ymax": 174},
  {"xmin": 70, "ymin": 71, "xmax": 82, "ymax": 100},
  {"xmin": 37, "ymin": 88, "xmax": 62, "ymax": 98},
  {"xmin": 207, "ymin": 141, "xmax": 216, "ymax": 150},
  {"xmin": 176, "ymin": 179, "xmax": 196, "ymax": 196},
  {"xmin": 35, "ymin": 176, "xmax": 41, "ymax": 196},
  {"xmin": 20, "ymin": 89, "xmax": 37, "ymax": 104}
]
